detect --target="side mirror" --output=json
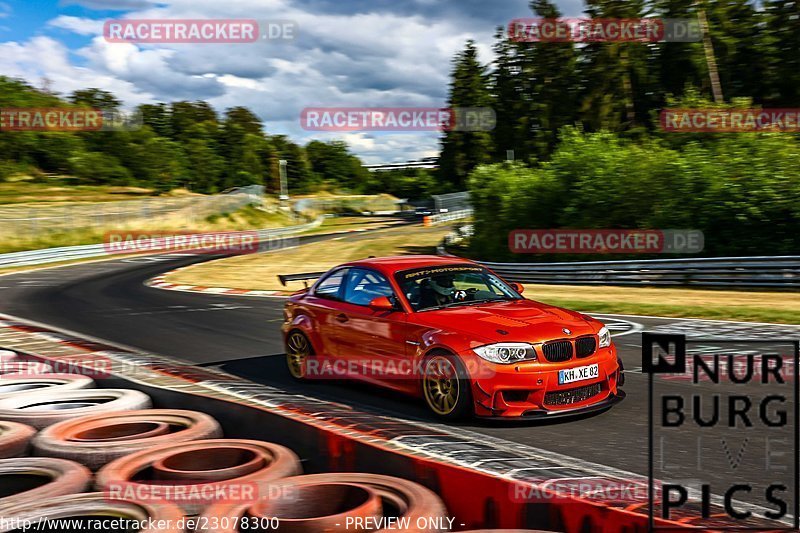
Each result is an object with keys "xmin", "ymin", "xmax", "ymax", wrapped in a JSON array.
[
  {"xmin": 369, "ymin": 296, "xmax": 396, "ymax": 312},
  {"xmin": 510, "ymin": 282, "xmax": 525, "ymax": 294}
]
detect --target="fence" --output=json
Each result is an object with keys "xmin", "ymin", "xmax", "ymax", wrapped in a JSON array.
[
  {"xmin": 293, "ymin": 195, "xmax": 405, "ymax": 216},
  {"xmin": 426, "ymin": 208, "xmax": 473, "ymax": 225},
  {"xmin": 0, "ymin": 185, "xmax": 266, "ymax": 240},
  {"xmin": 477, "ymin": 256, "xmax": 800, "ymax": 289},
  {"xmin": 0, "ymin": 217, "xmax": 322, "ymax": 269},
  {"xmin": 432, "ymin": 191, "xmax": 471, "ymax": 213}
]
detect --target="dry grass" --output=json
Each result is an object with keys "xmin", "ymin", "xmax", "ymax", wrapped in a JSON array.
[
  {"xmin": 0, "ymin": 180, "xmax": 170, "ymax": 206},
  {"xmin": 0, "ymin": 205, "xmax": 296, "ymax": 254},
  {"xmin": 165, "ymin": 224, "xmax": 451, "ymax": 291}
]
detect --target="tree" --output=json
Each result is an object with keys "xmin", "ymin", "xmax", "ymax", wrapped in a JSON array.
[
  {"xmin": 306, "ymin": 140, "xmax": 367, "ymax": 191},
  {"xmin": 650, "ymin": 0, "xmax": 706, "ymax": 102},
  {"xmin": 438, "ymin": 40, "xmax": 494, "ymax": 188},
  {"xmin": 762, "ymin": 0, "xmax": 800, "ymax": 106},
  {"xmin": 69, "ymin": 88, "xmax": 121, "ymax": 112},
  {"xmin": 69, "ymin": 152, "xmax": 132, "ymax": 185},
  {"xmin": 578, "ymin": 0, "xmax": 651, "ymax": 131},
  {"xmin": 702, "ymin": 0, "xmax": 767, "ymax": 102},
  {"xmin": 138, "ymin": 103, "xmax": 173, "ymax": 138},
  {"xmin": 270, "ymin": 135, "xmax": 316, "ymax": 193}
]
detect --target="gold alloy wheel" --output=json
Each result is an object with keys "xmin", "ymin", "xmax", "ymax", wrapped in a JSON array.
[
  {"xmin": 423, "ymin": 356, "xmax": 460, "ymax": 416},
  {"xmin": 286, "ymin": 332, "xmax": 311, "ymax": 379}
]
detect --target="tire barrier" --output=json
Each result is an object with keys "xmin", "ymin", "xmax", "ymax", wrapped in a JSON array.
[
  {"xmin": 197, "ymin": 473, "xmax": 448, "ymax": 533},
  {"xmin": 0, "ymin": 374, "xmax": 95, "ymax": 401},
  {"xmin": 0, "ymin": 457, "xmax": 92, "ymax": 510},
  {"xmin": 33, "ymin": 409, "xmax": 223, "ymax": 470},
  {"xmin": 0, "ymin": 389, "xmax": 151, "ymax": 429},
  {"xmin": 96, "ymin": 439, "xmax": 302, "ymax": 514},
  {"xmin": 0, "ymin": 421, "xmax": 36, "ymax": 458},
  {"xmin": 0, "ymin": 492, "xmax": 186, "ymax": 533}
]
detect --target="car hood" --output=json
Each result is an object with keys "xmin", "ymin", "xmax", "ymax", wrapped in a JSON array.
[{"xmin": 411, "ymin": 299, "xmax": 597, "ymax": 344}]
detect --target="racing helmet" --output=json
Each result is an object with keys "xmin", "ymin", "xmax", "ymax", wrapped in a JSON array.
[{"xmin": 429, "ymin": 274, "xmax": 456, "ymax": 296}]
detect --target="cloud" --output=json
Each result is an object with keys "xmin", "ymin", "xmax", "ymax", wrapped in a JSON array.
[
  {"xmin": 0, "ymin": 36, "xmax": 149, "ymax": 105},
  {"xmin": 14, "ymin": 0, "xmax": 559, "ymax": 162},
  {"xmin": 0, "ymin": 2, "xmax": 10, "ymax": 19},
  {"xmin": 48, "ymin": 15, "xmax": 105, "ymax": 36}
]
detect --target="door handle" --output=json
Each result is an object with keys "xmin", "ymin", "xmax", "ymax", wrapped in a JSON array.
[{"xmin": 335, "ymin": 313, "xmax": 349, "ymax": 323}]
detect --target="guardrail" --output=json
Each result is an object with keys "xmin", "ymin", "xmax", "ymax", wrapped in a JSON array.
[
  {"xmin": 0, "ymin": 218, "xmax": 323, "ymax": 269},
  {"xmin": 477, "ymin": 256, "xmax": 800, "ymax": 289}
]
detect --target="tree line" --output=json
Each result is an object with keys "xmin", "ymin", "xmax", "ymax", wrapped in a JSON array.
[
  {"xmin": 438, "ymin": 0, "xmax": 800, "ymax": 259},
  {"xmin": 0, "ymin": 78, "xmax": 403, "ymax": 195}
]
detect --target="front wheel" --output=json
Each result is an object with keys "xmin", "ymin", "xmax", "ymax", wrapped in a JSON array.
[
  {"xmin": 422, "ymin": 353, "xmax": 472, "ymax": 420},
  {"xmin": 285, "ymin": 331, "xmax": 313, "ymax": 380}
]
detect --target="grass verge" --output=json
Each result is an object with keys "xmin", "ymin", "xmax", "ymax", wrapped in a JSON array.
[{"xmin": 165, "ymin": 224, "xmax": 451, "ymax": 291}]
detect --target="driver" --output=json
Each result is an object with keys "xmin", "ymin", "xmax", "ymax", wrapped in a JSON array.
[{"xmin": 419, "ymin": 273, "xmax": 456, "ymax": 308}]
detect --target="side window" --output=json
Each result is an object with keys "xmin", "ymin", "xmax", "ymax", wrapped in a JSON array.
[
  {"xmin": 343, "ymin": 268, "xmax": 395, "ymax": 306},
  {"xmin": 314, "ymin": 268, "xmax": 349, "ymax": 300}
]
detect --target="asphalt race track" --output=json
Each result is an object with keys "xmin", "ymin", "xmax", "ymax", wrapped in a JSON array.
[{"xmin": 1, "ymin": 225, "xmax": 798, "ymax": 517}]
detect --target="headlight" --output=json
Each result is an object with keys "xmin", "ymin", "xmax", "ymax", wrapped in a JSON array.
[
  {"xmin": 598, "ymin": 326, "xmax": 611, "ymax": 348},
  {"xmin": 473, "ymin": 343, "xmax": 536, "ymax": 364}
]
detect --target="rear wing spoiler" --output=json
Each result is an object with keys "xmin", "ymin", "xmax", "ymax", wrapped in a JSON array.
[{"xmin": 277, "ymin": 271, "xmax": 327, "ymax": 287}]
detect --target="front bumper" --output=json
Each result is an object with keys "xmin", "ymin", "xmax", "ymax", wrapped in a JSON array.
[{"xmin": 464, "ymin": 346, "xmax": 624, "ymax": 418}]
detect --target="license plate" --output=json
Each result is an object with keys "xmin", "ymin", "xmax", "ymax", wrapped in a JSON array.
[{"xmin": 558, "ymin": 363, "xmax": 599, "ymax": 385}]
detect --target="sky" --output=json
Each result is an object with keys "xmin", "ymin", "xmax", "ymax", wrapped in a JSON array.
[{"xmin": 0, "ymin": 0, "xmax": 583, "ymax": 163}]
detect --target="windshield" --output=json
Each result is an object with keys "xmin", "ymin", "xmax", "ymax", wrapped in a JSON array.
[{"xmin": 395, "ymin": 265, "xmax": 521, "ymax": 312}]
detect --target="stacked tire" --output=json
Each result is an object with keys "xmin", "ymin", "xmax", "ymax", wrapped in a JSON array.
[
  {"xmin": 0, "ymin": 356, "xmax": 546, "ymax": 532},
  {"xmin": 197, "ymin": 473, "xmax": 448, "ymax": 532}
]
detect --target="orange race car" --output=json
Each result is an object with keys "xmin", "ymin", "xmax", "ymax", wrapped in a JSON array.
[{"xmin": 281, "ymin": 255, "xmax": 624, "ymax": 419}]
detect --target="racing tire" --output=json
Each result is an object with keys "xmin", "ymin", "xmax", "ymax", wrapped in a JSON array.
[
  {"xmin": 196, "ymin": 472, "xmax": 448, "ymax": 533},
  {"xmin": 0, "ymin": 457, "xmax": 92, "ymax": 511},
  {"xmin": 0, "ymin": 374, "xmax": 95, "ymax": 401},
  {"xmin": 421, "ymin": 352, "xmax": 473, "ymax": 421},
  {"xmin": 95, "ymin": 439, "xmax": 302, "ymax": 515},
  {"xmin": 0, "ymin": 492, "xmax": 185, "ymax": 533},
  {"xmin": 32, "ymin": 409, "xmax": 223, "ymax": 470},
  {"xmin": 285, "ymin": 330, "xmax": 314, "ymax": 381},
  {"xmin": 0, "ymin": 389, "xmax": 151, "ymax": 429},
  {"xmin": 0, "ymin": 421, "xmax": 36, "ymax": 458}
]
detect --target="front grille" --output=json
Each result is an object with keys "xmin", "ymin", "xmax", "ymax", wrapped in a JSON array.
[
  {"xmin": 544, "ymin": 383, "xmax": 602, "ymax": 406},
  {"xmin": 542, "ymin": 340, "xmax": 573, "ymax": 362},
  {"xmin": 575, "ymin": 336, "xmax": 597, "ymax": 358}
]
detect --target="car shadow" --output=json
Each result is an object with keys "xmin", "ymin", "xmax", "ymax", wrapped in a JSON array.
[{"xmin": 211, "ymin": 353, "xmax": 620, "ymax": 428}]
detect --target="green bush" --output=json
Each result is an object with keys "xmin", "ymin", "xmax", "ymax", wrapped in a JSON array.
[{"xmin": 468, "ymin": 128, "xmax": 800, "ymax": 260}]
